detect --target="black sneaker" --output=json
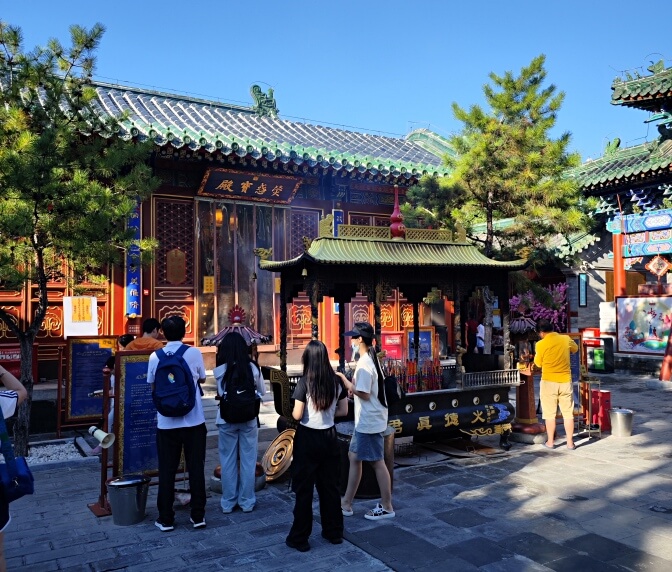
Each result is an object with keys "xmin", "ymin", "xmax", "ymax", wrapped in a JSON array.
[
  {"xmin": 285, "ymin": 538, "xmax": 310, "ymax": 552},
  {"xmin": 155, "ymin": 520, "xmax": 174, "ymax": 532},
  {"xmin": 321, "ymin": 532, "xmax": 343, "ymax": 544},
  {"xmin": 189, "ymin": 517, "xmax": 206, "ymax": 529}
]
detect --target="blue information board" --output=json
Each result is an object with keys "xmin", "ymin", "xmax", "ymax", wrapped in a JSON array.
[
  {"xmin": 66, "ymin": 337, "xmax": 116, "ymax": 421},
  {"xmin": 568, "ymin": 333, "xmax": 583, "ymax": 383},
  {"xmin": 406, "ymin": 328, "xmax": 434, "ymax": 362},
  {"xmin": 115, "ymin": 352, "xmax": 158, "ymax": 475}
]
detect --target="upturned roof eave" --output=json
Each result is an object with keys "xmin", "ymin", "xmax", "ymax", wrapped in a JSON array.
[{"xmin": 258, "ymin": 237, "xmax": 526, "ymax": 271}]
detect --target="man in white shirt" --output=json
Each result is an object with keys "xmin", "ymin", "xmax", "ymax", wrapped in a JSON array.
[
  {"xmin": 476, "ymin": 319, "xmax": 485, "ymax": 354},
  {"xmin": 147, "ymin": 316, "xmax": 207, "ymax": 531}
]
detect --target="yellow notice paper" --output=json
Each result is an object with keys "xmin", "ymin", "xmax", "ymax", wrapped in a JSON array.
[
  {"xmin": 203, "ymin": 276, "xmax": 215, "ymax": 294},
  {"xmin": 71, "ymin": 297, "xmax": 92, "ymax": 323}
]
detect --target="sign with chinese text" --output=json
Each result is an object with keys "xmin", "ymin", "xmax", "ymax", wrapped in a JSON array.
[
  {"xmin": 0, "ymin": 345, "xmax": 38, "ymax": 384},
  {"xmin": 333, "ymin": 209, "xmax": 344, "ymax": 237},
  {"xmin": 126, "ymin": 202, "xmax": 142, "ymax": 317},
  {"xmin": 65, "ymin": 336, "xmax": 117, "ymax": 421},
  {"xmin": 381, "ymin": 332, "xmax": 403, "ymax": 360},
  {"xmin": 115, "ymin": 351, "xmax": 158, "ymax": 475},
  {"xmin": 71, "ymin": 297, "xmax": 92, "ymax": 322},
  {"xmin": 63, "ymin": 297, "xmax": 98, "ymax": 338},
  {"xmin": 198, "ymin": 168, "xmax": 302, "ymax": 204},
  {"xmin": 203, "ymin": 276, "xmax": 215, "ymax": 294}
]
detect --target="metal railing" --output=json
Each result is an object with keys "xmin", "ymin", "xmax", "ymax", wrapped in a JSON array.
[{"xmin": 462, "ymin": 369, "xmax": 522, "ymax": 388}]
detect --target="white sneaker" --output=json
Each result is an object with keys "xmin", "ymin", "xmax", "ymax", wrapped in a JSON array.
[
  {"xmin": 155, "ymin": 520, "xmax": 174, "ymax": 532},
  {"xmin": 189, "ymin": 517, "xmax": 206, "ymax": 529}
]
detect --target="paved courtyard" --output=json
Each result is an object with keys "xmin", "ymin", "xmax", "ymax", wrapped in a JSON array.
[{"xmin": 7, "ymin": 372, "xmax": 672, "ymax": 571}]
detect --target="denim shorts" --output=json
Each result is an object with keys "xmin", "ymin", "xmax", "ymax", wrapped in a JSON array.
[{"xmin": 349, "ymin": 430, "xmax": 384, "ymax": 461}]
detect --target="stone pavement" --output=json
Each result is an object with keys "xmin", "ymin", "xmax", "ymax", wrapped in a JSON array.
[{"xmin": 7, "ymin": 373, "xmax": 672, "ymax": 571}]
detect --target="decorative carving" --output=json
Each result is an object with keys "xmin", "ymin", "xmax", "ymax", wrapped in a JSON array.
[
  {"xmin": 289, "ymin": 303, "xmax": 311, "ymax": 335},
  {"xmin": 302, "ymin": 236, "xmax": 313, "ymax": 252},
  {"xmin": 250, "ymin": 85, "xmax": 279, "ymax": 118},
  {"xmin": 351, "ymin": 303, "xmax": 370, "ymax": 324},
  {"xmin": 157, "ymin": 305, "xmax": 193, "ymax": 335},
  {"xmin": 254, "ymin": 247, "xmax": 273, "ymax": 261},
  {"xmin": 319, "ymin": 214, "xmax": 334, "ymax": 238},
  {"xmin": 645, "ymin": 254, "xmax": 672, "ymax": 277},
  {"xmin": 400, "ymin": 304, "xmax": 414, "ymax": 328},
  {"xmin": 380, "ymin": 304, "xmax": 394, "ymax": 329},
  {"xmin": 459, "ymin": 423, "xmax": 512, "ymax": 437},
  {"xmin": 605, "ymin": 138, "xmax": 621, "ymax": 155},
  {"xmin": 647, "ymin": 59, "xmax": 666, "ymax": 74}
]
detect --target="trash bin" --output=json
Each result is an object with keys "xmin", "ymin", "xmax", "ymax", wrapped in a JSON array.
[
  {"xmin": 591, "ymin": 390, "xmax": 612, "ymax": 431},
  {"xmin": 609, "ymin": 408, "xmax": 634, "ymax": 438},
  {"xmin": 107, "ymin": 475, "xmax": 151, "ymax": 526},
  {"xmin": 336, "ymin": 421, "xmax": 394, "ymax": 499}
]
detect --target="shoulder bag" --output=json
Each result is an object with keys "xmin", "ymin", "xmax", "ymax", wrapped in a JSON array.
[{"xmin": 0, "ymin": 406, "xmax": 34, "ymax": 503}]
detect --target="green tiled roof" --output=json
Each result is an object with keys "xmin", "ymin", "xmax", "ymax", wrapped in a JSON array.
[
  {"xmin": 568, "ymin": 139, "xmax": 672, "ymax": 192},
  {"xmin": 259, "ymin": 236, "xmax": 526, "ymax": 270},
  {"xmin": 93, "ymin": 82, "xmax": 451, "ymax": 178},
  {"xmin": 471, "ymin": 218, "xmax": 599, "ymax": 257},
  {"xmin": 611, "ymin": 60, "xmax": 672, "ymax": 110}
]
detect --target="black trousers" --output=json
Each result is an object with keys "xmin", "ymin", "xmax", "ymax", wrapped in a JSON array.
[
  {"xmin": 287, "ymin": 424, "xmax": 343, "ymax": 544},
  {"xmin": 156, "ymin": 423, "xmax": 207, "ymax": 525}
]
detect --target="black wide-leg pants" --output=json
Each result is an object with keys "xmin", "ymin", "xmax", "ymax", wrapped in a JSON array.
[
  {"xmin": 156, "ymin": 423, "xmax": 207, "ymax": 525},
  {"xmin": 287, "ymin": 424, "xmax": 343, "ymax": 544}
]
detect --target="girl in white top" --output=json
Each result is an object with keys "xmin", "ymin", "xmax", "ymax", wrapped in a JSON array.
[{"xmin": 285, "ymin": 340, "xmax": 348, "ymax": 552}]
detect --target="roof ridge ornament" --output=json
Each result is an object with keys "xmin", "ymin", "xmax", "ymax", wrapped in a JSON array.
[
  {"xmin": 251, "ymin": 84, "xmax": 279, "ymax": 118},
  {"xmin": 605, "ymin": 137, "xmax": 621, "ymax": 155},
  {"xmin": 647, "ymin": 60, "xmax": 666, "ymax": 75}
]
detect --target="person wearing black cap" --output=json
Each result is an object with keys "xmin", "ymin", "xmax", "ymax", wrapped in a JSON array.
[{"xmin": 339, "ymin": 322, "xmax": 395, "ymax": 520}]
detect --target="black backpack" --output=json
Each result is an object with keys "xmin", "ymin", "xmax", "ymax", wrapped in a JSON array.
[
  {"xmin": 152, "ymin": 345, "xmax": 198, "ymax": 417},
  {"xmin": 384, "ymin": 374, "xmax": 405, "ymax": 406},
  {"xmin": 220, "ymin": 363, "xmax": 261, "ymax": 424}
]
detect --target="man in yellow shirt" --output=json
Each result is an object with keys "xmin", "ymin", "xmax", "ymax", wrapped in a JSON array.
[{"xmin": 533, "ymin": 319, "xmax": 579, "ymax": 450}]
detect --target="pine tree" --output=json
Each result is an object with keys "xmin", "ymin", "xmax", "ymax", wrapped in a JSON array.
[
  {"xmin": 407, "ymin": 55, "xmax": 594, "ymax": 259},
  {"xmin": 0, "ymin": 22, "xmax": 159, "ymax": 454}
]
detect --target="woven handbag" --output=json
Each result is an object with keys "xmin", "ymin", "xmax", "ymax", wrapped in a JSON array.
[{"xmin": 0, "ymin": 406, "xmax": 34, "ymax": 503}]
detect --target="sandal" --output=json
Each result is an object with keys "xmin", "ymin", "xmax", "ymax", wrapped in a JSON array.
[
  {"xmin": 364, "ymin": 503, "xmax": 395, "ymax": 520},
  {"xmin": 341, "ymin": 506, "xmax": 354, "ymax": 517}
]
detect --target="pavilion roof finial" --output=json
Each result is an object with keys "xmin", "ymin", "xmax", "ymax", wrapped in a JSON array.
[{"xmin": 390, "ymin": 185, "xmax": 406, "ymax": 240}]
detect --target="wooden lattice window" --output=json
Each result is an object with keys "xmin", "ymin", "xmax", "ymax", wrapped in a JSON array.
[
  {"xmin": 290, "ymin": 209, "xmax": 320, "ymax": 258},
  {"xmin": 350, "ymin": 215, "xmax": 370, "ymax": 226},
  {"xmin": 349, "ymin": 214, "xmax": 390, "ymax": 228},
  {"xmin": 156, "ymin": 200, "xmax": 195, "ymax": 286}
]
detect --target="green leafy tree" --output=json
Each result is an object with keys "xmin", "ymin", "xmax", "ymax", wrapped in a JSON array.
[
  {"xmin": 0, "ymin": 22, "xmax": 159, "ymax": 454},
  {"xmin": 407, "ymin": 55, "xmax": 594, "ymax": 260},
  {"xmin": 406, "ymin": 55, "xmax": 595, "ymax": 350}
]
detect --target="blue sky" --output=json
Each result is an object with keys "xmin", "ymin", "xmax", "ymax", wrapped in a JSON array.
[{"xmin": 4, "ymin": 1, "xmax": 669, "ymax": 161}]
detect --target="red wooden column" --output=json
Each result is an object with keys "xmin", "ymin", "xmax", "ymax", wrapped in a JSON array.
[{"xmin": 613, "ymin": 233, "xmax": 626, "ymax": 298}]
